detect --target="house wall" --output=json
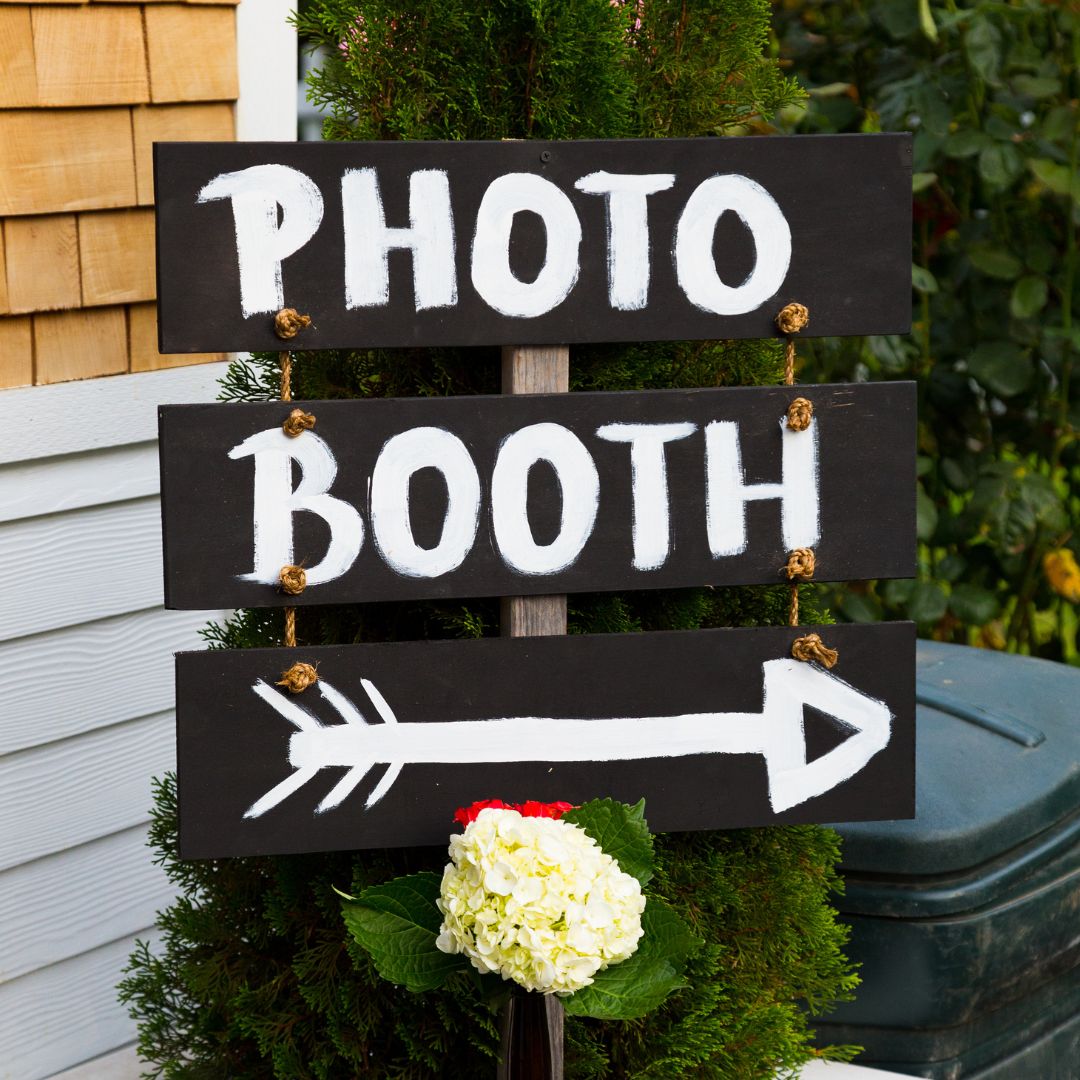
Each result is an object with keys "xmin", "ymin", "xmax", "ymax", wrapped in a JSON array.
[{"xmin": 0, "ymin": 3, "xmax": 296, "ymax": 1076}]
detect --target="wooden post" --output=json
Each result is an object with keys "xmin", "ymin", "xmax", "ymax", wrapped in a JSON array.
[
  {"xmin": 499, "ymin": 344, "xmax": 569, "ymax": 637},
  {"xmin": 497, "ymin": 342, "xmax": 568, "ymax": 1080}
]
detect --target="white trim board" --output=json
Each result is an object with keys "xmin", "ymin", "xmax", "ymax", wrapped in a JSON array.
[
  {"xmin": 237, "ymin": 0, "xmax": 298, "ymax": 141},
  {"xmin": 0, "ymin": 362, "xmax": 230, "ymax": 465}
]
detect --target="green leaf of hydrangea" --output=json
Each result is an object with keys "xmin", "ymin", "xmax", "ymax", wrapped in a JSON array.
[
  {"xmin": 338, "ymin": 872, "xmax": 467, "ymax": 993},
  {"xmin": 562, "ymin": 798, "xmax": 654, "ymax": 885},
  {"xmin": 563, "ymin": 898, "xmax": 698, "ymax": 1020}
]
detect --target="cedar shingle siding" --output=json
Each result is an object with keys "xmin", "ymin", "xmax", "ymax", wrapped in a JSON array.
[{"xmin": 0, "ymin": 0, "xmax": 240, "ymax": 385}]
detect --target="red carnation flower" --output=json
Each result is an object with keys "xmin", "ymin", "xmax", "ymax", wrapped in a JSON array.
[
  {"xmin": 516, "ymin": 800, "xmax": 575, "ymax": 819},
  {"xmin": 453, "ymin": 799, "xmax": 576, "ymax": 827}
]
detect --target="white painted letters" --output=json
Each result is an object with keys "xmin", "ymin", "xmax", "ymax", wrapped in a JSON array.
[
  {"xmin": 370, "ymin": 427, "xmax": 481, "ymax": 578},
  {"xmin": 228, "ymin": 428, "xmax": 363, "ymax": 584},
  {"xmin": 704, "ymin": 415, "xmax": 819, "ymax": 557},
  {"xmin": 491, "ymin": 423, "xmax": 600, "ymax": 574},
  {"xmin": 229, "ymin": 412, "xmax": 822, "ymax": 586},
  {"xmin": 574, "ymin": 172, "xmax": 675, "ymax": 310},
  {"xmin": 674, "ymin": 173, "xmax": 792, "ymax": 316},
  {"xmin": 198, "ymin": 164, "xmax": 325, "ymax": 319},
  {"xmin": 199, "ymin": 164, "xmax": 796, "ymax": 322},
  {"xmin": 342, "ymin": 168, "xmax": 457, "ymax": 310},
  {"xmin": 595, "ymin": 421, "xmax": 696, "ymax": 570},
  {"xmin": 471, "ymin": 174, "xmax": 582, "ymax": 317}
]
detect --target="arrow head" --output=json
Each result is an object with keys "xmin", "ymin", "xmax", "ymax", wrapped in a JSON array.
[{"xmin": 759, "ymin": 659, "xmax": 892, "ymax": 813}]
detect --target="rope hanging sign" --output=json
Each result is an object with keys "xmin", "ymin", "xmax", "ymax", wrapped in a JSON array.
[
  {"xmin": 155, "ymin": 134, "xmax": 917, "ymax": 862},
  {"xmin": 154, "ymin": 134, "xmax": 913, "ymax": 354}
]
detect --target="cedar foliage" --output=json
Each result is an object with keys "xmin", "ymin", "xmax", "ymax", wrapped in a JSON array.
[{"xmin": 121, "ymin": 3, "xmax": 859, "ymax": 1076}]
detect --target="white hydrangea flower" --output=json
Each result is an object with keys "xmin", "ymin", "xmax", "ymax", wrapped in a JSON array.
[{"xmin": 435, "ymin": 808, "xmax": 646, "ymax": 995}]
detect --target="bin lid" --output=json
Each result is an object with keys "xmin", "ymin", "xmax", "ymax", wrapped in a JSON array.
[{"xmin": 832, "ymin": 641, "xmax": 1080, "ymax": 881}]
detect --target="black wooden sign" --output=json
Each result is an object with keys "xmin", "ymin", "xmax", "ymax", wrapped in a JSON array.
[
  {"xmin": 176, "ymin": 621, "xmax": 915, "ymax": 858},
  {"xmin": 159, "ymin": 381, "xmax": 916, "ymax": 609},
  {"xmin": 154, "ymin": 134, "xmax": 912, "ymax": 353}
]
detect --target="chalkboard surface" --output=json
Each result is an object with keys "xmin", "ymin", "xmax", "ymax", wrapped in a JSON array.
[
  {"xmin": 159, "ymin": 381, "xmax": 916, "ymax": 609},
  {"xmin": 176, "ymin": 622, "xmax": 916, "ymax": 858},
  {"xmin": 155, "ymin": 134, "xmax": 912, "ymax": 352}
]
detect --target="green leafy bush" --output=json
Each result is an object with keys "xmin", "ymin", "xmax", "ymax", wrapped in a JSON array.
[
  {"xmin": 121, "ymin": 4, "xmax": 860, "ymax": 1076},
  {"xmin": 775, "ymin": 0, "xmax": 1080, "ymax": 661}
]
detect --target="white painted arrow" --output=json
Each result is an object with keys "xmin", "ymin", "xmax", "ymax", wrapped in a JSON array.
[{"xmin": 244, "ymin": 659, "xmax": 893, "ymax": 820}]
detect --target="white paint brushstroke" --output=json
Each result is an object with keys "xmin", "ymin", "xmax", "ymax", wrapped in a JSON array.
[
  {"xmin": 370, "ymin": 427, "xmax": 481, "ymax": 578},
  {"xmin": 198, "ymin": 164, "xmax": 324, "ymax": 318},
  {"xmin": 342, "ymin": 168, "xmax": 457, "ymax": 310},
  {"xmin": 471, "ymin": 173, "xmax": 582, "ymax": 317},
  {"xmin": 704, "ymin": 415, "xmax": 819, "ymax": 558},
  {"xmin": 595, "ymin": 421, "xmax": 697, "ymax": 570},
  {"xmin": 491, "ymin": 423, "xmax": 599, "ymax": 575},
  {"xmin": 574, "ymin": 172, "xmax": 675, "ymax": 310},
  {"xmin": 674, "ymin": 173, "xmax": 792, "ymax": 315},
  {"xmin": 229, "ymin": 427, "xmax": 364, "ymax": 585},
  {"xmin": 244, "ymin": 658, "xmax": 892, "ymax": 818}
]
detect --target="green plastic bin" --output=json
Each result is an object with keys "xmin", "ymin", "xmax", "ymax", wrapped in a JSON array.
[{"xmin": 814, "ymin": 640, "xmax": 1080, "ymax": 1078}]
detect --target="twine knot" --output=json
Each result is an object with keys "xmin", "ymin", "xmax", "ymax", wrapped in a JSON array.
[
  {"xmin": 279, "ymin": 565, "xmax": 307, "ymax": 596},
  {"xmin": 277, "ymin": 661, "xmax": 318, "ymax": 694},
  {"xmin": 792, "ymin": 633, "xmax": 839, "ymax": 669},
  {"xmin": 787, "ymin": 396, "xmax": 814, "ymax": 432},
  {"xmin": 775, "ymin": 302, "xmax": 809, "ymax": 336},
  {"xmin": 274, "ymin": 308, "xmax": 311, "ymax": 341},
  {"xmin": 283, "ymin": 408, "xmax": 316, "ymax": 438},
  {"xmin": 784, "ymin": 548, "xmax": 816, "ymax": 581}
]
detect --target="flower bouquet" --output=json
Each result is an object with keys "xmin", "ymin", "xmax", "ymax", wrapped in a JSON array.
[{"xmin": 338, "ymin": 798, "xmax": 697, "ymax": 1028}]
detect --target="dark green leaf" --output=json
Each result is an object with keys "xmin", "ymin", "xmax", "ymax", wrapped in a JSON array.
[
  {"xmin": 949, "ymin": 584, "xmax": 999, "ymax": 625},
  {"xmin": 1029, "ymin": 158, "xmax": 1079, "ymax": 201},
  {"xmin": 912, "ymin": 263, "xmax": 938, "ymax": 294},
  {"xmin": 339, "ymin": 872, "xmax": 467, "ymax": 992},
  {"xmin": 978, "ymin": 143, "xmax": 1023, "ymax": 188},
  {"xmin": 1042, "ymin": 106, "xmax": 1076, "ymax": 143},
  {"xmin": 1010, "ymin": 275, "xmax": 1049, "ymax": 319},
  {"xmin": 884, "ymin": 578, "xmax": 916, "ymax": 607},
  {"xmin": 968, "ymin": 245, "xmax": 1022, "ymax": 280},
  {"xmin": 916, "ymin": 485, "xmax": 938, "ymax": 541},
  {"xmin": 912, "ymin": 171, "xmax": 937, "ymax": 193},
  {"xmin": 563, "ymin": 899, "xmax": 698, "ymax": 1020},
  {"xmin": 840, "ymin": 592, "xmax": 881, "ymax": 623},
  {"xmin": 945, "ymin": 130, "xmax": 992, "ymax": 159},
  {"xmin": 907, "ymin": 581, "xmax": 948, "ymax": 624},
  {"xmin": 563, "ymin": 798, "xmax": 654, "ymax": 886},
  {"xmin": 965, "ymin": 18, "xmax": 1002, "ymax": 85},
  {"xmin": 967, "ymin": 342, "xmax": 1032, "ymax": 397},
  {"xmin": 941, "ymin": 457, "xmax": 972, "ymax": 491},
  {"xmin": 1011, "ymin": 75, "xmax": 1061, "ymax": 99},
  {"xmin": 938, "ymin": 553, "xmax": 967, "ymax": 583}
]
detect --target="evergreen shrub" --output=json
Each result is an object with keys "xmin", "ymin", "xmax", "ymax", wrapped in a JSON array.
[{"xmin": 121, "ymin": 3, "xmax": 860, "ymax": 1075}]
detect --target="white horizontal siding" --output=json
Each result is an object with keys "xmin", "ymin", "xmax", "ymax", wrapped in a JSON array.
[
  {"xmin": 49, "ymin": 1045, "xmax": 144, "ymax": 1080},
  {"xmin": 0, "ymin": 498, "xmax": 164, "ymax": 644},
  {"xmin": 0, "ymin": 711, "xmax": 175, "ymax": 872},
  {"xmin": 0, "ymin": 932, "xmax": 161, "ymax": 1080},
  {"xmin": 0, "ymin": 825, "xmax": 172, "ymax": 982},
  {"xmin": 0, "ymin": 442, "xmax": 159, "ymax": 524},
  {"xmin": 0, "ymin": 8, "xmax": 295, "ymax": 1076},
  {"xmin": 1, "ymin": 607, "xmax": 218, "ymax": 755}
]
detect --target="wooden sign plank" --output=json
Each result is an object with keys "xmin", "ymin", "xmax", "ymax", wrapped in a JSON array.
[
  {"xmin": 175, "ymin": 622, "xmax": 916, "ymax": 858},
  {"xmin": 159, "ymin": 381, "xmax": 916, "ymax": 610},
  {"xmin": 154, "ymin": 134, "xmax": 912, "ymax": 352}
]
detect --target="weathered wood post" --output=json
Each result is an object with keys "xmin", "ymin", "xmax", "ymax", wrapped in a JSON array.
[{"xmin": 497, "ymin": 342, "xmax": 568, "ymax": 1080}]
